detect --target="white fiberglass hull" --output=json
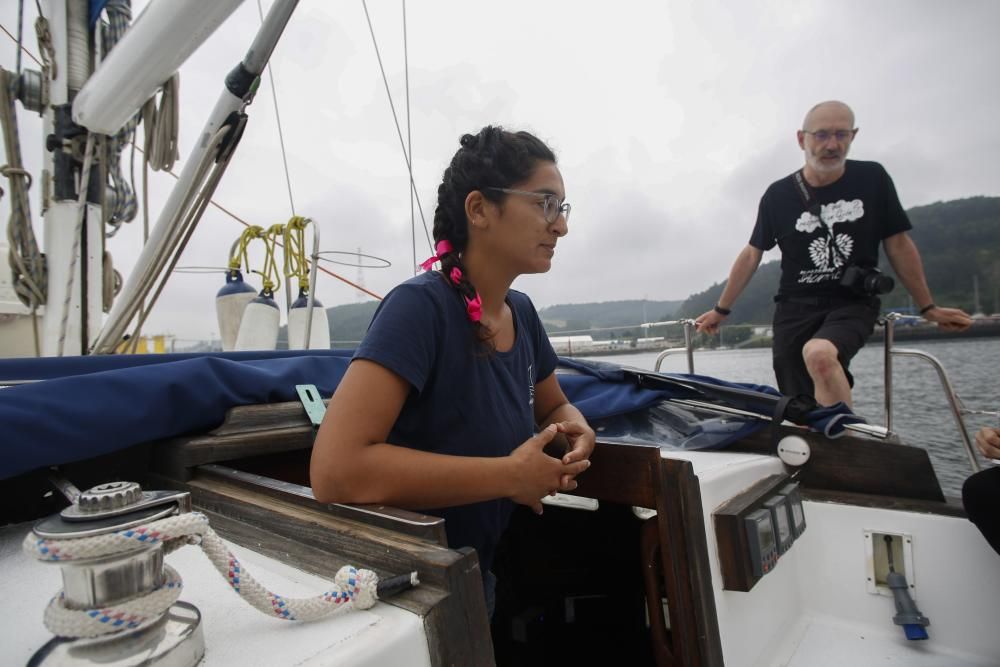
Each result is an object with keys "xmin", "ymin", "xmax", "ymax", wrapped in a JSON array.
[{"xmin": 671, "ymin": 449, "xmax": 1000, "ymax": 667}]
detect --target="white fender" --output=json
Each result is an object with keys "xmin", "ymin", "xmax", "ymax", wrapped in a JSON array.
[
  {"xmin": 215, "ymin": 271, "xmax": 257, "ymax": 351},
  {"xmin": 287, "ymin": 292, "xmax": 330, "ymax": 350},
  {"xmin": 233, "ymin": 293, "xmax": 279, "ymax": 351}
]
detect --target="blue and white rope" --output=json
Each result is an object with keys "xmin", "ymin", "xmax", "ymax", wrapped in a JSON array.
[{"xmin": 24, "ymin": 511, "xmax": 381, "ymax": 638}]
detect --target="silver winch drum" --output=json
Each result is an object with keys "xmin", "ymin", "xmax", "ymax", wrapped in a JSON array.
[{"xmin": 28, "ymin": 481, "xmax": 205, "ymax": 667}]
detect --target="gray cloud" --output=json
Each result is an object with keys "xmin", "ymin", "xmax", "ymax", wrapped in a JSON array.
[{"xmin": 1, "ymin": 0, "xmax": 997, "ymax": 342}]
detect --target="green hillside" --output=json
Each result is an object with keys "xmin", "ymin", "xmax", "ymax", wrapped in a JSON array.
[
  {"xmin": 676, "ymin": 196, "xmax": 1000, "ymax": 324},
  {"xmin": 325, "ymin": 301, "xmax": 381, "ymax": 344},
  {"xmin": 539, "ymin": 299, "xmax": 682, "ymax": 337},
  {"xmin": 277, "ymin": 300, "xmax": 380, "ymax": 347},
  {"xmin": 317, "ymin": 298, "xmax": 683, "ymax": 344}
]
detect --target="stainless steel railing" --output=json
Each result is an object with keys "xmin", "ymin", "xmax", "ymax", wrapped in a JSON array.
[
  {"xmin": 881, "ymin": 313, "xmax": 985, "ymax": 473},
  {"xmin": 651, "ymin": 315, "xmax": 989, "ymax": 467},
  {"xmin": 653, "ymin": 320, "xmax": 696, "ymax": 374}
]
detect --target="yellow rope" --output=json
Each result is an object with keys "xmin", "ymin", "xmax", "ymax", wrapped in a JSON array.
[
  {"xmin": 259, "ymin": 223, "xmax": 285, "ymax": 296},
  {"xmin": 283, "ymin": 216, "xmax": 311, "ymax": 292},
  {"xmin": 228, "ymin": 225, "xmax": 264, "ymax": 272}
]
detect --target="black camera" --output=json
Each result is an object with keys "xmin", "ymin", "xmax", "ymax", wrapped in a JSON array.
[{"xmin": 839, "ymin": 264, "xmax": 895, "ymax": 296}]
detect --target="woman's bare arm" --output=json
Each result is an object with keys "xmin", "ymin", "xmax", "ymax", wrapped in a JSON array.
[{"xmin": 309, "ymin": 360, "xmax": 587, "ymax": 513}]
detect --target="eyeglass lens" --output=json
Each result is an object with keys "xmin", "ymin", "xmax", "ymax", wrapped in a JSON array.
[
  {"xmin": 543, "ymin": 196, "xmax": 570, "ymax": 223},
  {"xmin": 812, "ymin": 130, "xmax": 853, "ymax": 142}
]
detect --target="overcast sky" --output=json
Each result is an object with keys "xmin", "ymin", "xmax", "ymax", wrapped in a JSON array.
[{"xmin": 3, "ymin": 0, "xmax": 999, "ymax": 342}]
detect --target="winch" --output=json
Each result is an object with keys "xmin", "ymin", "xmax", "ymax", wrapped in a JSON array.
[
  {"xmin": 24, "ymin": 477, "xmax": 419, "ymax": 666},
  {"xmin": 27, "ymin": 479, "xmax": 203, "ymax": 666}
]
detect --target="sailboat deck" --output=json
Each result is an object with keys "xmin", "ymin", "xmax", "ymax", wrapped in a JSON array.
[
  {"xmin": 2, "ymin": 521, "xmax": 431, "ymax": 666},
  {"xmin": 780, "ymin": 613, "xmax": 995, "ymax": 667}
]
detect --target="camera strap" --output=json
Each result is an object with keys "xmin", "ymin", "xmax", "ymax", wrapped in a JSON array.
[{"xmin": 792, "ymin": 170, "xmax": 822, "ymax": 218}]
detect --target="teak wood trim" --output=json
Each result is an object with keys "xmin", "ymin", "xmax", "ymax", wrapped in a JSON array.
[
  {"xmin": 572, "ymin": 441, "xmax": 723, "ymax": 667},
  {"xmin": 195, "ymin": 463, "xmax": 450, "ymax": 546},
  {"xmin": 730, "ymin": 424, "xmax": 944, "ymax": 502},
  {"xmin": 182, "ymin": 473, "xmax": 495, "ymax": 667},
  {"xmin": 802, "ymin": 488, "xmax": 966, "ymax": 517},
  {"xmin": 209, "ymin": 399, "xmax": 326, "ymax": 435},
  {"xmin": 655, "ymin": 457, "xmax": 724, "ymax": 667}
]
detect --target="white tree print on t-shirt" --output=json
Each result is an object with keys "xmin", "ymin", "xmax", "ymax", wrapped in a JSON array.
[{"xmin": 792, "ymin": 199, "xmax": 864, "ymax": 282}]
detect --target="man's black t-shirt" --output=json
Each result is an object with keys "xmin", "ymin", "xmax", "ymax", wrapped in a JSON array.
[{"xmin": 749, "ymin": 160, "xmax": 911, "ymax": 298}]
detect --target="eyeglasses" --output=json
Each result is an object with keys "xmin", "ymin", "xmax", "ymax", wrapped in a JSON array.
[
  {"xmin": 486, "ymin": 187, "xmax": 571, "ymax": 224},
  {"xmin": 803, "ymin": 128, "xmax": 857, "ymax": 143}
]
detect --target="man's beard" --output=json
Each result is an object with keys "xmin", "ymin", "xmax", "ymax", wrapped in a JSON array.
[{"xmin": 808, "ymin": 151, "xmax": 845, "ymax": 174}]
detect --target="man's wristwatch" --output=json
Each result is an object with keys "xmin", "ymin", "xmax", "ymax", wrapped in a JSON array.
[
  {"xmin": 919, "ymin": 303, "xmax": 936, "ymax": 315},
  {"xmin": 714, "ymin": 304, "xmax": 732, "ymax": 316}
]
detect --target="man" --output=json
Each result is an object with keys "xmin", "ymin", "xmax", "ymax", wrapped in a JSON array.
[{"xmin": 695, "ymin": 101, "xmax": 971, "ymax": 407}]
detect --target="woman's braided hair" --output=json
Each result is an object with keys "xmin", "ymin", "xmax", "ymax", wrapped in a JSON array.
[{"xmin": 433, "ymin": 126, "xmax": 556, "ymax": 344}]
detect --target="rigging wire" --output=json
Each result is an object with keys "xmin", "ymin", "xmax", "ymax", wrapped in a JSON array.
[
  {"xmin": 15, "ymin": 0, "xmax": 24, "ymax": 76},
  {"xmin": 56, "ymin": 134, "xmax": 96, "ymax": 356},
  {"xmin": 402, "ymin": 0, "xmax": 415, "ymax": 276},
  {"xmin": 255, "ymin": 0, "xmax": 296, "ymax": 217},
  {"xmin": 361, "ymin": 0, "xmax": 432, "ymax": 258},
  {"xmin": 0, "ymin": 22, "xmax": 42, "ymax": 67},
  {"xmin": 133, "ymin": 144, "xmax": 383, "ymax": 301}
]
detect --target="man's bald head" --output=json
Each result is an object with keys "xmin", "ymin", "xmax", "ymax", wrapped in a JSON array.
[{"xmin": 802, "ymin": 101, "xmax": 855, "ymax": 131}]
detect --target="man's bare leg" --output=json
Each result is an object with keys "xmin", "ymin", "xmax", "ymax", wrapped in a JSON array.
[{"xmin": 802, "ymin": 338, "xmax": 852, "ymax": 407}]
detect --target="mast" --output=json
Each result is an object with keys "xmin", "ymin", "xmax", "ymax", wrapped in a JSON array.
[{"xmin": 37, "ymin": 0, "xmax": 102, "ymax": 355}]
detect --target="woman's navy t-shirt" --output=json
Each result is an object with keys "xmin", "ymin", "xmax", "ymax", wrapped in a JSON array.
[{"xmin": 354, "ymin": 270, "xmax": 558, "ymax": 574}]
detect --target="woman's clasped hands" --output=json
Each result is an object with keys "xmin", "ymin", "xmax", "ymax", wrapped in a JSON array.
[{"xmin": 507, "ymin": 421, "xmax": 595, "ymax": 514}]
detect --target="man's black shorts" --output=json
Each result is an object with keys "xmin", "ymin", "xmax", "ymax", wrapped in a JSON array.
[{"xmin": 771, "ymin": 296, "xmax": 880, "ymax": 397}]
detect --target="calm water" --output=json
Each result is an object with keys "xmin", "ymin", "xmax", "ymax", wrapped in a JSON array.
[{"xmin": 587, "ymin": 338, "xmax": 999, "ymax": 496}]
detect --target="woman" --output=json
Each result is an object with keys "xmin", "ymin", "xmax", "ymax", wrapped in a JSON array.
[{"xmin": 310, "ymin": 126, "xmax": 595, "ymax": 608}]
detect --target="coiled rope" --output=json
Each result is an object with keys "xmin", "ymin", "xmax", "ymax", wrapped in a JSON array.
[
  {"xmin": 99, "ymin": 0, "xmax": 138, "ymax": 236},
  {"xmin": 141, "ymin": 74, "xmax": 179, "ymax": 173},
  {"xmin": 283, "ymin": 215, "xmax": 312, "ymax": 292},
  {"xmin": 23, "ymin": 511, "xmax": 381, "ymax": 638},
  {"xmin": 229, "ymin": 224, "xmax": 266, "ymax": 274},
  {"xmin": 0, "ymin": 67, "xmax": 45, "ymax": 351},
  {"xmin": 259, "ymin": 223, "xmax": 285, "ymax": 297}
]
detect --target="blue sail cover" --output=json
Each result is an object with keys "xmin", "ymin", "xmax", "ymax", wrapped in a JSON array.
[{"xmin": 0, "ymin": 352, "xmax": 863, "ymax": 480}]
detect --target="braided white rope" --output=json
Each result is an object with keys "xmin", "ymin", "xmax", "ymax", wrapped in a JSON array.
[
  {"xmin": 24, "ymin": 512, "xmax": 380, "ymax": 637},
  {"xmin": 142, "ymin": 74, "xmax": 180, "ymax": 173},
  {"xmin": 43, "ymin": 564, "xmax": 184, "ymax": 638}
]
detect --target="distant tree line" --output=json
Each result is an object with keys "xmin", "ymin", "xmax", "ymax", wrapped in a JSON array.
[
  {"xmin": 314, "ymin": 197, "xmax": 999, "ymax": 344},
  {"xmin": 675, "ymin": 196, "xmax": 1000, "ymax": 324}
]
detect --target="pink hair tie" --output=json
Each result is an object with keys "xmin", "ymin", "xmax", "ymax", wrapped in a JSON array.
[
  {"xmin": 449, "ymin": 267, "xmax": 463, "ymax": 285},
  {"xmin": 419, "ymin": 239, "xmax": 454, "ymax": 271},
  {"xmin": 464, "ymin": 293, "xmax": 482, "ymax": 322}
]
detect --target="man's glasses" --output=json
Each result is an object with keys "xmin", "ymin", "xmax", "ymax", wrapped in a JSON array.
[
  {"xmin": 486, "ymin": 187, "xmax": 571, "ymax": 224},
  {"xmin": 804, "ymin": 128, "xmax": 857, "ymax": 143}
]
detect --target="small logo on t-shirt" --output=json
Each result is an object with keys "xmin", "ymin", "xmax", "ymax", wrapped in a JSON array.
[{"xmin": 528, "ymin": 364, "xmax": 535, "ymax": 407}]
